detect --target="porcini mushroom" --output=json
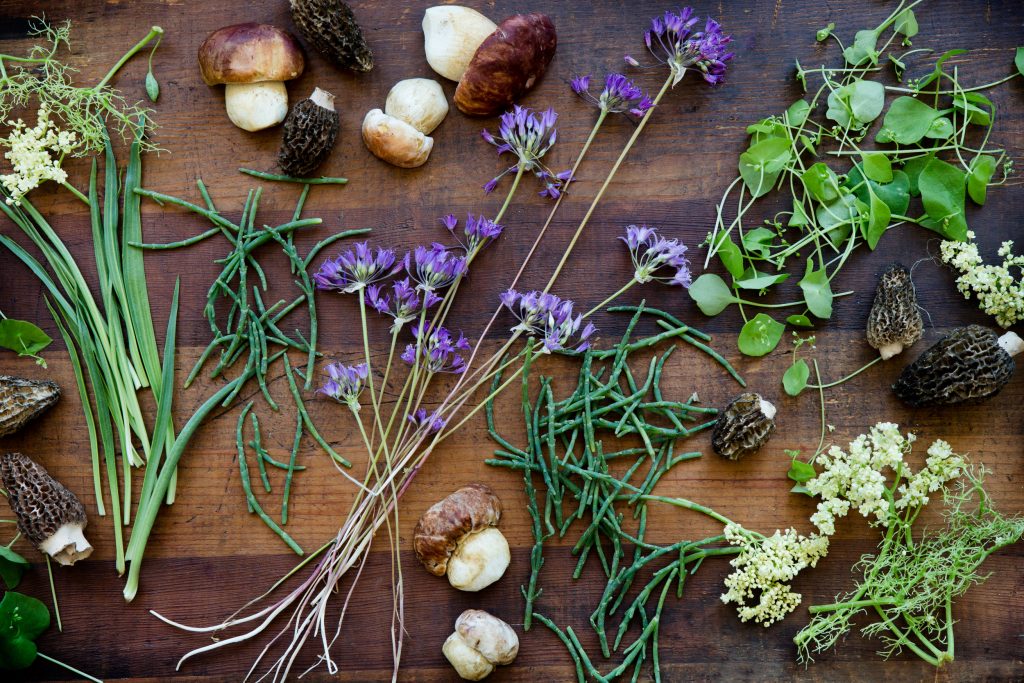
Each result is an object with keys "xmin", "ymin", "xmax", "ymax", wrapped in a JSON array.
[
  {"xmin": 866, "ymin": 263, "xmax": 924, "ymax": 360},
  {"xmin": 362, "ymin": 109, "xmax": 434, "ymax": 168},
  {"xmin": 412, "ymin": 483, "xmax": 510, "ymax": 591},
  {"xmin": 442, "ymin": 609, "xmax": 519, "ymax": 680},
  {"xmin": 385, "ymin": 78, "xmax": 449, "ymax": 135},
  {"xmin": 290, "ymin": 0, "xmax": 373, "ymax": 72},
  {"xmin": 198, "ymin": 23, "xmax": 305, "ymax": 132},
  {"xmin": 0, "ymin": 452, "xmax": 92, "ymax": 566},
  {"xmin": 711, "ymin": 392, "xmax": 777, "ymax": 461},
  {"xmin": 278, "ymin": 87, "xmax": 340, "ymax": 177},
  {"xmin": 422, "ymin": 6, "xmax": 498, "ymax": 81},
  {"xmin": 0, "ymin": 376, "xmax": 60, "ymax": 438},
  {"xmin": 893, "ymin": 325, "xmax": 1020, "ymax": 406}
]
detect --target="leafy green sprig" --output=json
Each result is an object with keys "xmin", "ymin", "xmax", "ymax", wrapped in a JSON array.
[{"xmin": 694, "ymin": 2, "xmax": 1021, "ymax": 356}]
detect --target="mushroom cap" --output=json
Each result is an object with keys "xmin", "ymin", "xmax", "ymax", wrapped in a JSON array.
[
  {"xmin": 361, "ymin": 109, "xmax": 434, "ymax": 168},
  {"xmin": 711, "ymin": 392, "xmax": 777, "ymax": 461},
  {"xmin": 0, "ymin": 375, "xmax": 60, "ymax": 438},
  {"xmin": 866, "ymin": 263, "xmax": 923, "ymax": 360},
  {"xmin": 413, "ymin": 483, "xmax": 501, "ymax": 576},
  {"xmin": 446, "ymin": 527, "xmax": 510, "ymax": 591},
  {"xmin": 198, "ymin": 23, "xmax": 305, "ymax": 86},
  {"xmin": 278, "ymin": 87, "xmax": 340, "ymax": 177},
  {"xmin": 454, "ymin": 609, "xmax": 519, "ymax": 666},
  {"xmin": 893, "ymin": 325, "xmax": 1015, "ymax": 406}
]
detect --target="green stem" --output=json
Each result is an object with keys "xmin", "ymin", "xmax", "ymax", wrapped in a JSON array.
[
  {"xmin": 95, "ymin": 26, "xmax": 163, "ymax": 89},
  {"xmin": 35, "ymin": 652, "xmax": 103, "ymax": 683},
  {"xmin": 493, "ymin": 164, "xmax": 526, "ymax": 223},
  {"xmin": 585, "ymin": 280, "xmax": 637, "ymax": 318},
  {"xmin": 239, "ymin": 168, "xmax": 348, "ymax": 185},
  {"xmin": 60, "ymin": 181, "xmax": 89, "ymax": 205},
  {"xmin": 808, "ymin": 597, "xmax": 898, "ymax": 613},
  {"xmin": 807, "ymin": 355, "xmax": 883, "ymax": 389},
  {"xmin": 45, "ymin": 555, "xmax": 62, "ymax": 632}
]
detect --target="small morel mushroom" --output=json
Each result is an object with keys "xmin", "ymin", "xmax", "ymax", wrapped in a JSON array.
[
  {"xmin": 0, "ymin": 452, "xmax": 92, "ymax": 566},
  {"xmin": 711, "ymin": 392, "xmax": 777, "ymax": 461},
  {"xmin": 278, "ymin": 87, "xmax": 340, "ymax": 177},
  {"xmin": 866, "ymin": 263, "xmax": 924, "ymax": 360},
  {"xmin": 893, "ymin": 325, "xmax": 1021, "ymax": 407},
  {"xmin": 289, "ymin": 0, "xmax": 373, "ymax": 72},
  {"xmin": 412, "ymin": 483, "xmax": 510, "ymax": 591},
  {"xmin": 0, "ymin": 375, "xmax": 60, "ymax": 438},
  {"xmin": 442, "ymin": 609, "xmax": 519, "ymax": 680}
]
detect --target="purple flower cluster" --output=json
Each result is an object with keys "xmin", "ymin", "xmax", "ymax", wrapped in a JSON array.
[
  {"xmin": 314, "ymin": 242, "xmax": 402, "ymax": 293},
  {"xmin": 442, "ymin": 213, "xmax": 504, "ymax": 254},
  {"xmin": 401, "ymin": 324, "xmax": 470, "ymax": 374},
  {"xmin": 636, "ymin": 9, "xmax": 734, "ymax": 86},
  {"xmin": 621, "ymin": 225, "xmax": 692, "ymax": 287},
  {"xmin": 407, "ymin": 408, "xmax": 446, "ymax": 434},
  {"xmin": 367, "ymin": 278, "xmax": 441, "ymax": 332},
  {"xmin": 320, "ymin": 362, "xmax": 369, "ymax": 411},
  {"xmin": 482, "ymin": 105, "xmax": 573, "ymax": 199},
  {"xmin": 407, "ymin": 243, "xmax": 468, "ymax": 292},
  {"xmin": 499, "ymin": 290, "xmax": 596, "ymax": 353},
  {"xmin": 571, "ymin": 73, "xmax": 653, "ymax": 117}
]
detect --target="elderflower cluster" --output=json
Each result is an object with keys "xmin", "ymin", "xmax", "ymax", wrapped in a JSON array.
[
  {"xmin": 940, "ymin": 231, "xmax": 1024, "ymax": 328},
  {"xmin": 805, "ymin": 422, "xmax": 914, "ymax": 534},
  {"xmin": 896, "ymin": 439, "xmax": 964, "ymax": 510},
  {"xmin": 1, "ymin": 105, "xmax": 78, "ymax": 205},
  {"xmin": 721, "ymin": 525, "xmax": 830, "ymax": 627}
]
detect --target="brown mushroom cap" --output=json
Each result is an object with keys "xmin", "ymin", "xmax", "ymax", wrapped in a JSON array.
[
  {"xmin": 199, "ymin": 23, "xmax": 305, "ymax": 86},
  {"xmin": 413, "ymin": 484, "xmax": 502, "ymax": 576}
]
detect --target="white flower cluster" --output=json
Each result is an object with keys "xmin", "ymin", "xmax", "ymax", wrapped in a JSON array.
[
  {"xmin": 720, "ymin": 524, "xmax": 830, "ymax": 627},
  {"xmin": 896, "ymin": 439, "xmax": 964, "ymax": 510},
  {"xmin": 1, "ymin": 105, "xmax": 77, "ymax": 206},
  {"xmin": 940, "ymin": 231, "xmax": 1024, "ymax": 328},
  {"xmin": 806, "ymin": 422, "xmax": 913, "ymax": 534}
]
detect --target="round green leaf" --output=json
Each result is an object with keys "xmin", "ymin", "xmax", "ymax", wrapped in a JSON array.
[
  {"xmin": 843, "ymin": 30, "xmax": 880, "ymax": 66},
  {"xmin": 827, "ymin": 80, "xmax": 885, "ymax": 127},
  {"xmin": 739, "ymin": 137, "xmax": 792, "ymax": 198},
  {"xmin": 861, "ymin": 153, "xmax": 893, "ymax": 183},
  {"xmin": 0, "ymin": 320, "xmax": 52, "ymax": 357},
  {"xmin": 0, "ymin": 591, "xmax": 49, "ymax": 670},
  {"xmin": 688, "ymin": 273, "xmax": 736, "ymax": 316},
  {"xmin": 786, "ymin": 99, "xmax": 811, "ymax": 127},
  {"xmin": 918, "ymin": 157, "xmax": 968, "ymax": 241},
  {"xmin": 0, "ymin": 548, "xmax": 29, "ymax": 590},
  {"xmin": 863, "ymin": 187, "xmax": 892, "ymax": 250},
  {"xmin": 967, "ymin": 155, "xmax": 997, "ymax": 206},
  {"xmin": 894, "ymin": 9, "xmax": 919, "ymax": 37},
  {"xmin": 924, "ymin": 117, "xmax": 954, "ymax": 140},
  {"xmin": 737, "ymin": 313, "xmax": 785, "ymax": 357},
  {"xmin": 847, "ymin": 166, "xmax": 911, "ymax": 217},
  {"xmin": 798, "ymin": 258, "xmax": 834, "ymax": 319},
  {"xmin": 1016, "ymin": 47, "xmax": 1024, "ymax": 77},
  {"xmin": 783, "ymin": 359, "xmax": 810, "ymax": 396},
  {"xmin": 787, "ymin": 457, "xmax": 817, "ymax": 483},
  {"xmin": 801, "ymin": 163, "xmax": 840, "ymax": 203},
  {"xmin": 878, "ymin": 96, "xmax": 940, "ymax": 145},
  {"xmin": 145, "ymin": 70, "xmax": 160, "ymax": 102},
  {"xmin": 786, "ymin": 314, "xmax": 814, "ymax": 328},
  {"xmin": 711, "ymin": 232, "xmax": 745, "ymax": 279}
]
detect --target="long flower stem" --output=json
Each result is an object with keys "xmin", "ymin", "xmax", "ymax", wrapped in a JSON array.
[
  {"xmin": 95, "ymin": 26, "xmax": 163, "ymax": 89},
  {"xmin": 585, "ymin": 280, "xmax": 637, "ymax": 318},
  {"xmin": 543, "ymin": 73, "xmax": 674, "ymax": 293},
  {"xmin": 807, "ymin": 355, "xmax": 883, "ymax": 389}
]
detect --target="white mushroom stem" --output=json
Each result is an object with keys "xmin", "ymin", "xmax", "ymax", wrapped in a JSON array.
[
  {"xmin": 446, "ymin": 527, "xmax": 510, "ymax": 591},
  {"xmin": 758, "ymin": 398, "xmax": 777, "ymax": 420},
  {"xmin": 443, "ymin": 632, "xmax": 494, "ymax": 680},
  {"xmin": 442, "ymin": 610, "xmax": 519, "ymax": 680},
  {"xmin": 39, "ymin": 521, "xmax": 93, "ymax": 566},
  {"xmin": 224, "ymin": 81, "xmax": 289, "ymax": 132},
  {"xmin": 877, "ymin": 342, "xmax": 904, "ymax": 361},
  {"xmin": 998, "ymin": 331, "xmax": 1023, "ymax": 357},
  {"xmin": 309, "ymin": 86, "xmax": 336, "ymax": 111}
]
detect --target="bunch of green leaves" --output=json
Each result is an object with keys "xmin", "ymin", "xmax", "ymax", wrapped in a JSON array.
[
  {"xmin": 487, "ymin": 304, "xmax": 747, "ymax": 682},
  {"xmin": 794, "ymin": 468, "xmax": 1024, "ymax": 666},
  {"xmin": 694, "ymin": 1, "xmax": 1022, "ymax": 356},
  {"xmin": 0, "ymin": 18, "xmax": 162, "ymax": 154},
  {"xmin": 0, "ymin": 313, "xmax": 51, "ymax": 367}
]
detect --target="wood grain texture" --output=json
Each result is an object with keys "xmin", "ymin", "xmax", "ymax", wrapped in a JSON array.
[{"xmin": 0, "ymin": 0, "xmax": 1022, "ymax": 681}]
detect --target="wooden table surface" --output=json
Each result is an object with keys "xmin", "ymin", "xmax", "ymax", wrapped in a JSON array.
[{"xmin": 1, "ymin": 1, "xmax": 1022, "ymax": 681}]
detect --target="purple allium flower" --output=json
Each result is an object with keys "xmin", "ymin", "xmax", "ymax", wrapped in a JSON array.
[
  {"xmin": 443, "ymin": 213, "xmax": 504, "ymax": 253},
  {"xmin": 320, "ymin": 362, "xmax": 369, "ymax": 411},
  {"xmin": 313, "ymin": 242, "xmax": 402, "ymax": 293},
  {"xmin": 481, "ymin": 105, "xmax": 572, "ymax": 199},
  {"xmin": 401, "ymin": 324, "xmax": 470, "ymax": 374},
  {"xmin": 406, "ymin": 243, "xmax": 468, "ymax": 292},
  {"xmin": 636, "ymin": 9, "xmax": 734, "ymax": 86},
  {"xmin": 620, "ymin": 224, "xmax": 692, "ymax": 287},
  {"xmin": 407, "ymin": 408, "xmax": 447, "ymax": 434},
  {"xmin": 367, "ymin": 277, "xmax": 440, "ymax": 332},
  {"xmin": 500, "ymin": 289, "xmax": 596, "ymax": 353},
  {"xmin": 570, "ymin": 74, "xmax": 591, "ymax": 94},
  {"xmin": 573, "ymin": 72, "xmax": 652, "ymax": 117}
]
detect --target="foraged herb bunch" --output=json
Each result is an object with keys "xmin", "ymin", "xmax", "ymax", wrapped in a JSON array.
[
  {"xmin": 696, "ymin": 1, "xmax": 1021, "ymax": 356},
  {"xmin": 790, "ymin": 425, "xmax": 1023, "ymax": 667},
  {"xmin": 486, "ymin": 303, "xmax": 752, "ymax": 681}
]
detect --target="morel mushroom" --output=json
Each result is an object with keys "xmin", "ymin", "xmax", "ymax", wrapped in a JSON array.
[
  {"xmin": 893, "ymin": 325, "xmax": 1021, "ymax": 406},
  {"xmin": 711, "ymin": 392, "xmax": 777, "ymax": 461},
  {"xmin": 866, "ymin": 263, "xmax": 924, "ymax": 360},
  {"xmin": 278, "ymin": 87, "xmax": 340, "ymax": 177},
  {"xmin": 290, "ymin": 0, "xmax": 373, "ymax": 72},
  {"xmin": 0, "ymin": 452, "xmax": 92, "ymax": 566},
  {"xmin": 0, "ymin": 376, "xmax": 60, "ymax": 438},
  {"xmin": 198, "ymin": 23, "xmax": 305, "ymax": 132},
  {"xmin": 454, "ymin": 13, "xmax": 557, "ymax": 116},
  {"xmin": 412, "ymin": 483, "xmax": 510, "ymax": 592},
  {"xmin": 442, "ymin": 609, "xmax": 519, "ymax": 680}
]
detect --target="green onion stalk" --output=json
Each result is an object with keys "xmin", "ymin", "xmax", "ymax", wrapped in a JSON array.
[{"xmin": 152, "ymin": 13, "xmax": 735, "ymax": 679}]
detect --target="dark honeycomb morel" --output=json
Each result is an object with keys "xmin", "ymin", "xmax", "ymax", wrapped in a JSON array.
[
  {"xmin": 893, "ymin": 325, "xmax": 1016, "ymax": 407},
  {"xmin": 0, "ymin": 375, "xmax": 60, "ymax": 438},
  {"xmin": 278, "ymin": 87, "xmax": 339, "ymax": 177},
  {"xmin": 290, "ymin": 0, "xmax": 373, "ymax": 72},
  {"xmin": 866, "ymin": 263, "xmax": 923, "ymax": 360},
  {"xmin": 711, "ymin": 393, "xmax": 777, "ymax": 461}
]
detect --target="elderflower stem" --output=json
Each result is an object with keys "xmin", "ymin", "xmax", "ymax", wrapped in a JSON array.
[
  {"xmin": 543, "ymin": 72, "xmax": 675, "ymax": 293},
  {"xmin": 95, "ymin": 26, "xmax": 164, "ymax": 90},
  {"xmin": 60, "ymin": 181, "xmax": 89, "ymax": 205}
]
